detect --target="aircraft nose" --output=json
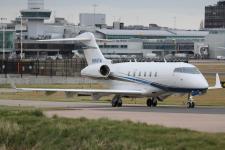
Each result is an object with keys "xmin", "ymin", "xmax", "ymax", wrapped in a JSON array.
[
  {"xmin": 201, "ymin": 77, "xmax": 209, "ymax": 89},
  {"xmin": 188, "ymin": 75, "xmax": 209, "ymax": 90},
  {"xmin": 190, "ymin": 76, "xmax": 209, "ymax": 96}
]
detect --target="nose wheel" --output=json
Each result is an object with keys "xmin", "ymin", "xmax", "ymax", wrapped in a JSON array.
[{"xmin": 187, "ymin": 93, "xmax": 195, "ymax": 109}]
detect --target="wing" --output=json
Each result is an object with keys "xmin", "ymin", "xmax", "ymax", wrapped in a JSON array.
[{"xmin": 16, "ymin": 88, "xmax": 144, "ymax": 96}]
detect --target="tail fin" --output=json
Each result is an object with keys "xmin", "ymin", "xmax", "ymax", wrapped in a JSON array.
[
  {"xmin": 76, "ymin": 32, "xmax": 108, "ymax": 65},
  {"xmin": 38, "ymin": 32, "xmax": 110, "ymax": 65}
]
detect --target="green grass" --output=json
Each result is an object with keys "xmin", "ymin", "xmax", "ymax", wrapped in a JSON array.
[
  {"xmin": 195, "ymin": 64, "xmax": 225, "ymax": 73},
  {"xmin": 0, "ymin": 107, "xmax": 225, "ymax": 150},
  {"xmin": 0, "ymin": 84, "xmax": 12, "ymax": 88}
]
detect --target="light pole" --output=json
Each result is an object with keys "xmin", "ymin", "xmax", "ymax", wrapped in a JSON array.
[
  {"xmin": 3, "ymin": 21, "xmax": 5, "ymax": 60},
  {"xmin": 1, "ymin": 17, "xmax": 7, "ymax": 60},
  {"xmin": 20, "ymin": 15, "xmax": 23, "ymax": 60},
  {"xmin": 93, "ymin": 4, "xmax": 98, "ymax": 27}
]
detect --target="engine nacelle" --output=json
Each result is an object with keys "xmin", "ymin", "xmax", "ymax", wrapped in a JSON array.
[
  {"xmin": 99, "ymin": 65, "xmax": 110, "ymax": 77},
  {"xmin": 81, "ymin": 64, "xmax": 111, "ymax": 78}
]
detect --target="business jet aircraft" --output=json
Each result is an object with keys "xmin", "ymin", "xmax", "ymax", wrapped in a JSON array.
[{"xmin": 16, "ymin": 32, "xmax": 222, "ymax": 108}]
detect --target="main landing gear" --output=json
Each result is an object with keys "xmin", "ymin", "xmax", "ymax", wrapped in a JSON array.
[
  {"xmin": 112, "ymin": 95, "xmax": 122, "ymax": 107},
  {"xmin": 146, "ymin": 98, "xmax": 158, "ymax": 107},
  {"xmin": 187, "ymin": 93, "xmax": 195, "ymax": 109}
]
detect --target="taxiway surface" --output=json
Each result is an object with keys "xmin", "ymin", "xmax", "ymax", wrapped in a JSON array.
[{"xmin": 1, "ymin": 99, "xmax": 225, "ymax": 133}]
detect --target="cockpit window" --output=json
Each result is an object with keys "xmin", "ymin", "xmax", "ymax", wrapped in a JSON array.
[{"xmin": 174, "ymin": 67, "xmax": 200, "ymax": 74}]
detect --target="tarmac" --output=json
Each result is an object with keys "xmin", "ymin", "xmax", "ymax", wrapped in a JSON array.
[{"xmin": 1, "ymin": 99, "xmax": 225, "ymax": 133}]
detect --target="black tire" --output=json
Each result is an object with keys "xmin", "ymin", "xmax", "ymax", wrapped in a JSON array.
[
  {"xmin": 147, "ymin": 99, "xmax": 152, "ymax": 107},
  {"xmin": 117, "ymin": 99, "xmax": 123, "ymax": 107},
  {"xmin": 112, "ymin": 99, "xmax": 118, "ymax": 107},
  {"xmin": 187, "ymin": 102, "xmax": 192, "ymax": 108},
  {"xmin": 191, "ymin": 102, "xmax": 195, "ymax": 108},
  {"xmin": 152, "ymin": 100, "xmax": 158, "ymax": 107}
]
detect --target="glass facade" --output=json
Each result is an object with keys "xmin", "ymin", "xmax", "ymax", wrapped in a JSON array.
[
  {"xmin": 106, "ymin": 35, "xmax": 166, "ymax": 39},
  {"xmin": 99, "ymin": 45, "xmax": 128, "ymax": 49},
  {"xmin": 21, "ymin": 11, "xmax": 51, "ymax": 18},
  {"xmin": 143, "ymin": 43, "xmax": 175, "ymax": 50},
  {"xmin": 105, "ymin": 35, "xmax": 205, "ymax": 42},
  {"xmin": 0, "ymin": 31, "xmax": 15, "ymax": 52},
  {"xmin": 143, "ymin": 42, "xmax": 194, "ymax": 51}
]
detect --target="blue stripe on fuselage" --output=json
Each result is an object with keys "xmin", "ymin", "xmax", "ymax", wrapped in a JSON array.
[{"xmin": 112, "ymin": 74, "xmax": 207, "ymax": 93}]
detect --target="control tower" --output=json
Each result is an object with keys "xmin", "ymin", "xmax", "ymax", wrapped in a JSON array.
[{"xmin": 20, "ymin": 0, "xmax": 51, "ymax": 38}]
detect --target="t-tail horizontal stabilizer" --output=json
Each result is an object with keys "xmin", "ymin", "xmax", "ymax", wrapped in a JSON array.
[{"xmin": 38, "ymin": 32, "xmax": 110, "ymax": 65}]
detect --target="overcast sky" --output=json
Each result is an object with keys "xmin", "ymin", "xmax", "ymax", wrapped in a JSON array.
[{"xmin": 0, "ymin": 0, "xmax": 219, "ymax": 29}]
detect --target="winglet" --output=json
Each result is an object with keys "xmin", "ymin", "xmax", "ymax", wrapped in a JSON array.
[
  {"xmin": 209, "ymin": 73, "xmax": 222, "ymax": 90},
  {"xmin": 215, "ymin": 73, "xmax": 222, "ymax": 89}
]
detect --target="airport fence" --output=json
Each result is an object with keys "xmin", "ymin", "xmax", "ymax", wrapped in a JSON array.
[
  {"xmin": 0, "ymin": 57, "xmax": 189, "ymax": 78},
  {"xmin": 0, "ymin": 59, "xmax": 88, "ymax": 78}
]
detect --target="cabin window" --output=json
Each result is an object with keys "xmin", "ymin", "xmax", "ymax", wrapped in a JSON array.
[
  {"xmin": 133, "ymin": 72, "xmax": 136, "ymax": 77},
  {"xmin": 139, "ymin": 72, "xmax": 141, "ymax": 76},
  {"xmin": 128, "ymin": 72, "xmax": 131, "ymax": 76},
  {"xmin": 144, "ymin": 72, "xmax": 146, "ymax": 77},
  {"xmin": 155, "ymin": 72, "xmax": 158, "ymax": 77},
  {"xmin": 149, "ymin": 72, "xmax": 152, "ymax": 77}
]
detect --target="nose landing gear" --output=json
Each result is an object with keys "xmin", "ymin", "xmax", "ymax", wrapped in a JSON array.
[{"xmin": 187, "ymin": 93, "xmax": 195, "ymax": 109}]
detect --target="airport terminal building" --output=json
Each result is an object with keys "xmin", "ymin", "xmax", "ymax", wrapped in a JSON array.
[
  {"xmin": 96, "ymin": 29, "xmax": 208, "ymax": 57},
  {"xmin": 14, "ymin": 28, "xmax": 208, "ymax": 59},
  {"xmin": 1, "ymin": 0, "xmax": 225, "ymax": 60}
]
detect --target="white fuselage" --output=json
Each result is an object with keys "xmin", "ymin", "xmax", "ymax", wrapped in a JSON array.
[{"xmin": 82, "ymin": 62, "xmax": 209, "ymax": 98}]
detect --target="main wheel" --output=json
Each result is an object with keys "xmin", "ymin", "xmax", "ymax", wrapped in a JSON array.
[
  {"xmin": 112, "ymin": 99, "xmax": 118, "ymax": 107},
  {"xmin": 152, "ymin": 100, "xmax": 158, "ymax": 107},
  {"xmin": 147, "ymin": 99, "xmax": 152, "ymax": 107},
  {"xmin": 112, "ymin": 96, "xmax": 122, "ymax": 107},
  {"xmin": 191, "ymin": 102, "xmax": 195, "ymax": 108},
  {"xmin": 117, "ymin": 99, "xmax": 123, "ymax": 107}
]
